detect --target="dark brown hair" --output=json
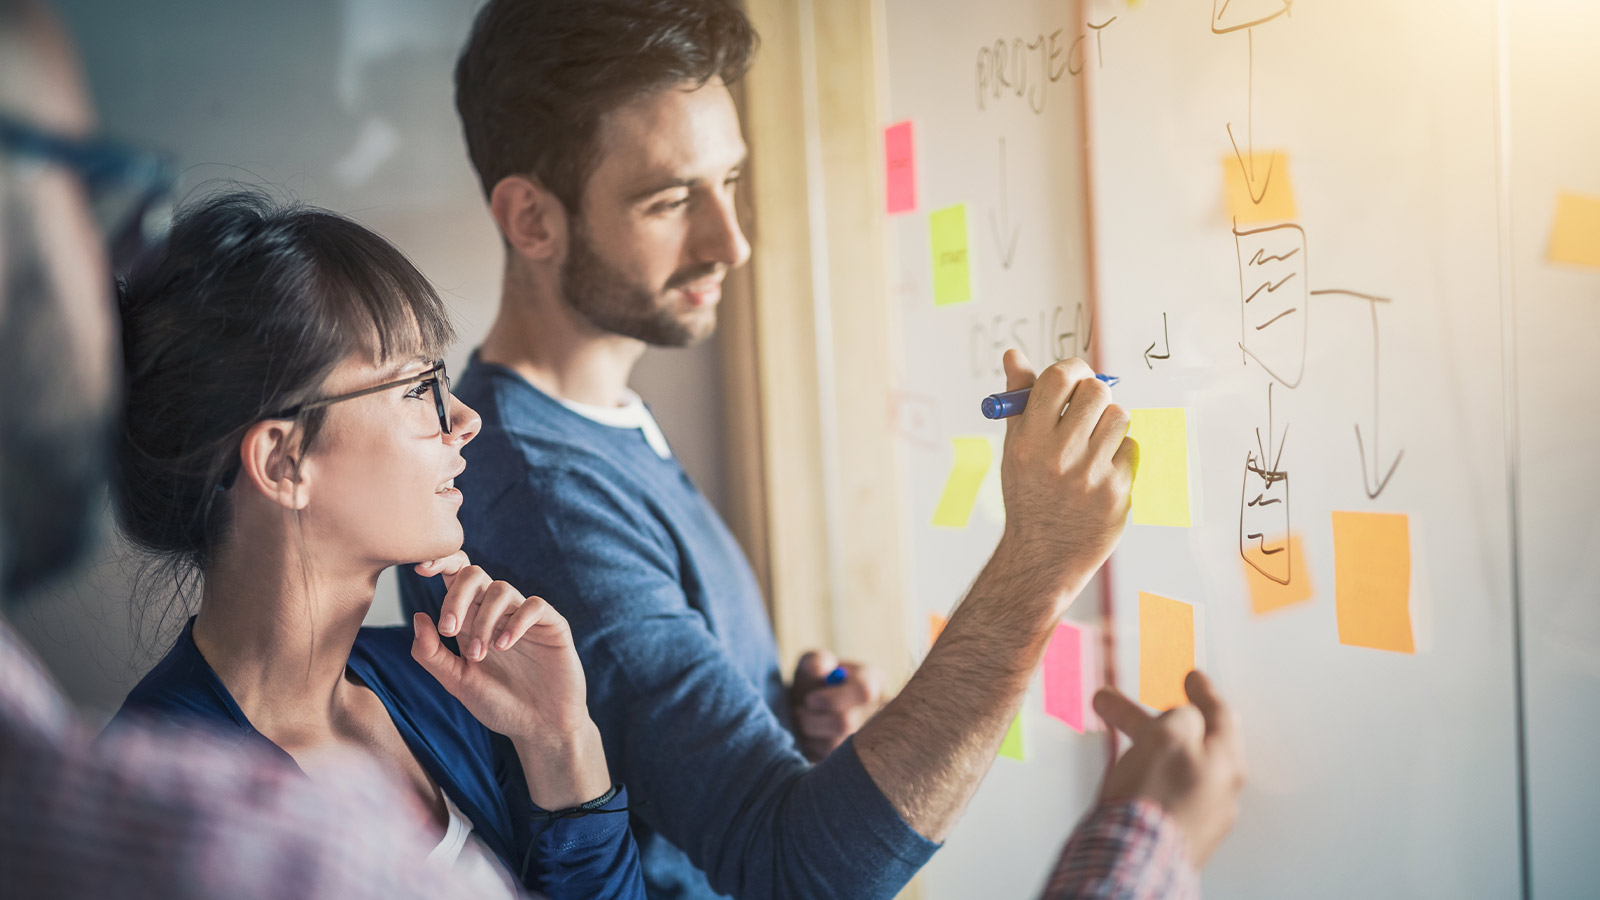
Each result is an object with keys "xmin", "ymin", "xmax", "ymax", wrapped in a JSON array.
[
  {"xmin": 454, "ymin": 0, "xmax": 757, "ymax": 211},
  {"xmin": 113, "ymin": 188, "xmax": 455, "ymax": 580}
]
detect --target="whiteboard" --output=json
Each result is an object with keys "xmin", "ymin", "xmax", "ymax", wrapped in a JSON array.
[
  {"xmin": 883, "ymin": 1, "xmax": 1116, "ymax": 897},
  {"xmin": 883, "ymin": 0, "xmax": 1530, "ymax": 896},
  {"xmin": 1505, "ymin": 2, "xmax": 1600, "ymax": 896}
]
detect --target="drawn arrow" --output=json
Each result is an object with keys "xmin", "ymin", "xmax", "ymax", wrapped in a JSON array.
[
  {"xmin": 1225, "ymin": 29, "xmax": 1278, "ymax": 206},
  {"xmin": 1311, "ymin": 288, "xmax": 1404, "ymax": 499},
  {"xmin": 988, "ymin": 137, "xmax": 1021, "ymax": 269},
  {"xmin": 1144, "ymin": 312, "xmax": 1171, "ymax": 369},
  {"xmin": 1240, "ymin": 382, "xmax": 1292, "ymax": 585},
  {"xmin": 1212, "ymin": 0, "xmax": 1295, "ymax": 35}
]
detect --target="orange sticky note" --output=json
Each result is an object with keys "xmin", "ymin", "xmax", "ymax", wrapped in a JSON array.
[
  {"xmin": 1243, "ymin": 534, "xmax": 1314, "ymax": 616},
  {"xmin": 998, "ymin": 712, "xmax": 1025, "ymax": 760},
  {"xmin": 1547, "ymin": 191, "xmax": 1600, "ymax": 269},
  {"xmin": 1223, "ymin": 151, "xmax": 1297, "ymax": 225},
  {"xmin": 884, "ymin": 121, "xmax": 917, "ymax": 214},
  {"xmin": 1138, "ymin": 592, "xmax": 1195, "ymax": 711},
  {"xmin": 928, "ymin": 612, "xmax": 948, "ymax": 648},
  {"xmin": 1332, "ymin": 511, "xmax": 1414, "ymax": 653}
]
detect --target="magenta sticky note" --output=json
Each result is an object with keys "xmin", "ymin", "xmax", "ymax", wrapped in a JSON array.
[
  {"xmin": 884, "ymin": 121, "xmax": 916, "ymax": 214},
  {"xmin": 1043, "ymin": 622, "xmax": 1085, "ymax": 732}
]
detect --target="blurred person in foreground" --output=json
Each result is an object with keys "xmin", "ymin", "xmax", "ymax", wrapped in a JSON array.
[{"xmin": 0, "ymin": 2, "xmax": 503, "ymax": 896}]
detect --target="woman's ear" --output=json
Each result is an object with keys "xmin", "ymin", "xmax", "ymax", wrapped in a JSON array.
[
  {"xmin": 489, "ymin": 173, "xmax": 568, "ymax": 262},
  {"xmin": 237, "ymin": 419, "xmax": 311, "ymax": 511}
]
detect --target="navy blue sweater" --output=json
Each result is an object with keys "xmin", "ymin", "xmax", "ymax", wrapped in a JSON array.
[
  {"xmin": 113, "ymin": 620, "xmax": 644, "ymax": 900},
  {"xmin": 399, "ymin": 358, "xmax": 938, "ymax": 900}
]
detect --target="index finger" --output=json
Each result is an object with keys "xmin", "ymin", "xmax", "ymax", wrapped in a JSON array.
[
  {"xmin": 1000, "ymin": 349, "xmax": 1038, "ymax": 441},
  {"xmin": 1184, "ymin": 670, "xmax": 1238, "ymax": 741},
  {"xmin": 1092, "ymin": 686, "xmax": 1154, "ymax": 738},
  {"xmin": 414, "ymin": 550, "xmax": 472, "ymax": 585}
]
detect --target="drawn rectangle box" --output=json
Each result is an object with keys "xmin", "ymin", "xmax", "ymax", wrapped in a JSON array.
[
  {"xmin": 1236, "ymin": 222, "xmax": 1308, "ymax": 388},
  {"xmin": 1239, "ymin": 452, "xmax": 1290, "ymax": 585}
]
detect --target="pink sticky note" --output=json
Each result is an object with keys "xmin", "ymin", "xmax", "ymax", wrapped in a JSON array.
[
  {"xmin": 1043, "ymin": 622, "xmax": 1085, "ymax": 732},
  {"xmin": 885, "ymin": 121, "xmax": 916, "ymax": 214}
]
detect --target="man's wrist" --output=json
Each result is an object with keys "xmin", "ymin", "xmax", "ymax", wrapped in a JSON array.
[{"xmin": 983, "ymin": 533, "xmax": 1091, "ymax": 617}]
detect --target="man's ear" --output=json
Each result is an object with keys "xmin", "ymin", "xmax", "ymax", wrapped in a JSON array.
[
  {"xmin": 237, "ymin": 419, "xmax": 311, "ymax": 511},
  {"xmin": 489, "ymin": 174, "xmax": 568, "ymax": 262}
]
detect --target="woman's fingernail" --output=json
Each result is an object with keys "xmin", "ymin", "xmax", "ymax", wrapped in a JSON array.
[
  {"xmin": 496, "ymin": 633, "xmax": 511, "ymax": 650},
  {"xmin": 468, "ymin": 638, "xmax": 484, "ymax": 660},
  {"xmin": 440, "ymin": 614, "xmax": 457, "ymax": 634}
]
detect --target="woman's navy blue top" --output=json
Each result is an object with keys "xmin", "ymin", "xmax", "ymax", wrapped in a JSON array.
[{"xmin": 112, "ymin": 619, "xmax": 644, "ymax": 900}]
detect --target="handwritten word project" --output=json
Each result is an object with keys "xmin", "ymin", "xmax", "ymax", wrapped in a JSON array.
[{"xmin": 974, "ymin": 19, "xmax": 1117, "ymax": 114}]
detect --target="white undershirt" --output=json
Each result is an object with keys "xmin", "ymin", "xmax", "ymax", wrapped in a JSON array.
[
  {"xmin": 554, "ymin": 388, "xmax": 673, "ymax": 460},
  {"xmin": 426, "ymin": 792, "xmax": 523, "ymax": 899}
]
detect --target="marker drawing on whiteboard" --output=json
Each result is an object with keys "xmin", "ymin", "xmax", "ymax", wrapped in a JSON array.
[
  {"xmin": 980, "ymin": 375, "xmax": 1121, "ymax": 420},
  {"xmin": 1309, "ymin": 288, "xmax": 1404, "ymax": 499},
  {"xmin": 989, "ymin": 137, "xmax": 1021, "ymax": 268},
  {"xmin": 1144, "ymin": 312, "xmax": 1171, "ymax": 369},
  {"xmin": 1239, "ymin": 383, "xmax": 1292, "ymax": 585}
]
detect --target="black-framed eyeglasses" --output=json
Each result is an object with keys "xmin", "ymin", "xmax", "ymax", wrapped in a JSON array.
[
  {"xmin": 0, "ymin": 112, "xmax": 176, "ymax": 273},
  {"xmin": 267, "ymin": 359, "xmax": 454, "ymax": 435}
]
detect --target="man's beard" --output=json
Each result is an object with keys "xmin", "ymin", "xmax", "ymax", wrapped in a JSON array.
[{"xmin": 559, "ymin": 221, "xmax": 719, "ymax": 348}]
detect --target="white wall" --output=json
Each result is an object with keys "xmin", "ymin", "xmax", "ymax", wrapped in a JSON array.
[{"xmin": 14, "ymin": 0, "xmax": 730, "ymax": 716}]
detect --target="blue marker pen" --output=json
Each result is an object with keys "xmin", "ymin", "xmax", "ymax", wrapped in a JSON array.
[
  {"xmin": 980, "ymin": 374, "xmax": 1120, "ymax": 420},
  {"xmin": 825, "ymin": 666, "xmax": 848, "ymax": 686}
]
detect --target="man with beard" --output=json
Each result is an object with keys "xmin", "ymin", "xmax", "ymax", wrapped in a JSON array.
[
  {"xmin": 401, "ymin": 2, "xmax": 1245, "ymax": 899},
  {"xmin": 0, "ymin": 2, "xmax": 510, "ymax": 896}
]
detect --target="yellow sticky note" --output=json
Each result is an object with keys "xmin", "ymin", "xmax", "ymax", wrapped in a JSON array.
[
  {"xmin": 1138, "ymin": 592, "xmax": 1195, "ymax": 712},
  {"xmin": 1547, "ymin": 192, "xmax": 1600, "ymax": 269},
  {"xmin": 1127, "ymin": 408, "xmax": 1192, "ymax": 527},
  {"xmin": 1244, "ymin": 534, "xmax": 1315, "ymax": 616},
  {"xmin": 928, "ymin": 612, "xmax": 948, "ymax": 648},
  {"xmin": 931, "ymin": 437, "xmax": 992, "ymax": 528},
  {"xmin": 1332, "ymin": 511, "xmax": 1414, "ymax": 654},
  {"xmin": 1223, "ymin": 151, "xmax": 1297, "ymax": 224},
  {"xmin": 929, "ymin": 204, "xmax": 972, "ymax": 306},
  {"xmin": 998, "ymin": 712, "xmax": 1025, "ymax": 760}
]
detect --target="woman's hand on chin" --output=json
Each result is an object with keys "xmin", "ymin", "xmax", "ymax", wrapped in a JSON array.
[{"xmin": 409, "ymin": 554, "xmax": 612, "ymax": 807}]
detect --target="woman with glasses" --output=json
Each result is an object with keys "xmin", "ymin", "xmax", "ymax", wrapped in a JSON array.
[{"xmin": 107, "ymin": 189, "xmax": 644, "ymax": 900}]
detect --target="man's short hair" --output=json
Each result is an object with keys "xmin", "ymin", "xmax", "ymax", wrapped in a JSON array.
[{"xmin": 454, "ymin": 0, "xmax": 757, "ymax": 212}]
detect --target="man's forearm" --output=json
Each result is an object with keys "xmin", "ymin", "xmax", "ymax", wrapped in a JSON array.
[{"xmin": 852, "ymin": 539, "xmax": 1086, "ymax": 840}]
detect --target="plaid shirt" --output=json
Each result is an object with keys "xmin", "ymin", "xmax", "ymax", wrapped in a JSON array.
[
  {"xmin": 1040, "ymin": 798, "xmax": 1201, "ymax": 900},
  {"xmin": 0, "ymin": 620, "xmax": 494, "ymax": 900}
]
